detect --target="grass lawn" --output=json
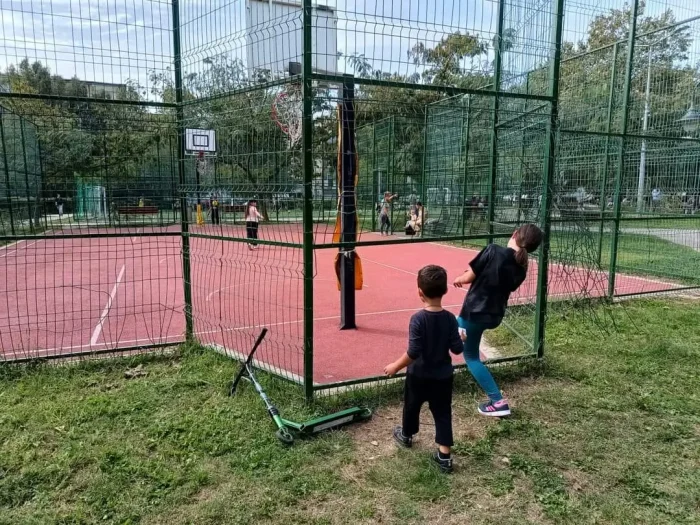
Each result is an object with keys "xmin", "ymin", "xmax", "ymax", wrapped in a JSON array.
[
  {"xmin": 1, "ymin": 299, "xmax": 699, "ymax": 524},
  {"xmin": 457, "ymin": 229, "xmax": 700, "ymax": 286},
  {"xmin": 620, "ymin": 216, "xmax": 700, "ymax": 230}
]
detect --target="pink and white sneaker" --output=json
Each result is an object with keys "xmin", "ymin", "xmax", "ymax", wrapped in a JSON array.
[{"xmin": 478, "ymin": 399, "xmax": 511, "ymax": 417}]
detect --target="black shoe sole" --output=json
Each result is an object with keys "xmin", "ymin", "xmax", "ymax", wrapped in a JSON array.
[
  {"xmin": 393, "ymin": 427, "xmax": 412, "ymax": 448},
  {"xmin": 432, "ymin": 456, "xmax": 453, "ymax": 474}
]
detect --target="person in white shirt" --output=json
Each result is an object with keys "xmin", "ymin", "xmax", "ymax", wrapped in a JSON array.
[
  {"xmin": 244, "ymin": 199, "xmax": 263, "ymax": 249},
  {"xmin": 651, "ymin": 188, "xmax": 662, "ymax": 211}
]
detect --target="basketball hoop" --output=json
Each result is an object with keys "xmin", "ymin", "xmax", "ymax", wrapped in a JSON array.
[{"xmin": 272, "ymin": 85, "xmax": 302, "ymax": 147}]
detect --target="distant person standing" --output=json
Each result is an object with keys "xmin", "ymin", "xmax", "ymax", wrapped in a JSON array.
[
  {"xmin": 651, "ymin": 188, "xmax": 662, "ymax": 211},
  {"xmin": 210, "ymin": 195, "xmax": 221, "ymax": 225},
  {"xmin": 244, "ymin": 199, "xmax": 263, "ymax": 249},
  {"xmin": 55, "ymin": 194, "xmax": 64, "ymax": 218},
  {"xmin": 379, "ymin": 191, "xmax": 398, "ymax": 236}
]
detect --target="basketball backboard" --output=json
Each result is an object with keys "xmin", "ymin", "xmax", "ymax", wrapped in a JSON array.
[
  {"xmin": 245, "ymin": 0, "xmax": 338, "ymax": 77},
  {"xmin": 185, "ymin": 129, "xmax": 216, "ymax": 155}
]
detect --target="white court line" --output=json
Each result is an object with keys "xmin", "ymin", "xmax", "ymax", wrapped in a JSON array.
[
  {"xmin": 205, "ymin": 278, "xmax": 352, "ymax": 302},
  {"xmin": 361, "ymin": 257, "xmax": 416, "ymax": 276},
  {"xmin": 0, "ymin": 239, "xmax": 26, "ymax": 252},
  {"xmin": 206, "ymin": 280, "xmax": 260, "ymax": 301},
  {"xmin": 89, "ymin": 265, "xmax": 126, "ymax": 346},
  {"xmin": 0, "ymin": 240, "xmax": 40, "ymax": 258},
  {"xmin": 9, "ymin": 333, "xmax": 185, "ymax": 358},
  {"xmin": 206, "ymin": 343, "xmax": 306, "ymax": 384},
  {"xmin": 193, "ymin": 303, "xmax": 466, "ymax": 337},
  {"xmin": 132, "ymin": 228, "xmax": 141, "ymax": 243}
]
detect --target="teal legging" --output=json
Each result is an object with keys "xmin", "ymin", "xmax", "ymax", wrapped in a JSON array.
[{"xmin": 457, "ymin": 316, "xmax": 503, "ymax": 402}]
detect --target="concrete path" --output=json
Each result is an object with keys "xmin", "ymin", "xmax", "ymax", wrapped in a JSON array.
[{"xmin": 621, "ymin": 228, "xmax": 700, "ymax": 252}]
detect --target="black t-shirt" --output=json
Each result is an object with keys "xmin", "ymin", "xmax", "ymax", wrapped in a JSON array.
[
  {"xmin": 459, "ymin": 244, "xmax": 527, "ymax": 325},
  {"xmin": 406, "ymin": 309, "xmax": 463, "ymax": 379}
]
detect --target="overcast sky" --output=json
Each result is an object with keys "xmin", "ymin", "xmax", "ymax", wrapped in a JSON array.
[{"xmin": 1, "ymin": 0, "xmax": 698, "ymax": 101}]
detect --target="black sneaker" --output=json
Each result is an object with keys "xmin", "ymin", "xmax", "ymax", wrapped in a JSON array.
[
  {"xmin": 393, "ymin": 426, "xmax": 412, "ymax": 448},
  {"xmin": 478, "ymin": 399, "xmax": 511, "ymax": 417},
  {"xmin": 432, "ymin": 451, "xmax": 453, "ymax": 473}
]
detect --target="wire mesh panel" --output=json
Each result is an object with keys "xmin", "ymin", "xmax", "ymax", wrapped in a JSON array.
[
  {"xmin": 6, "ymin": 0, "xmax": 698, "ymax": 397},
  {"xmin": 0, "ymin": 1, "xmax": 183, "ymax": 361}
]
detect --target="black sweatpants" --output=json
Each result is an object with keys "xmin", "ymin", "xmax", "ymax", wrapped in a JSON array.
[
  {"xmin": 246, "ymin": 221, "xmax": 259, "ymax": 244},
  {"xmin": 211, "ymin": 208, "xmax": 220, "ymax": 225},
  {"xmin": 402, "ymin": 374, "xmax": 454, "ymax": 447}
]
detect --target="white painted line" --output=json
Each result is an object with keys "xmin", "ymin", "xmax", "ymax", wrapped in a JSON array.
[
  {"xmin": 361, "ymin": 257, "xmax": 416, "ymax": 276},
  {"xmin": 0, "ymin": 240, "xmax": 40, "ymax": 258},
  {"xmin": 0, "ymin": 239, "xmax": 26, "ymax": 252},
  {"xmin": 206, "ymin": 278, "xmax": 351, "ymax": 302},
  {"xmin": 206, "ymin": 280, "xmax": 259, "ymax": 302},
  {"xmin": 9, "ymin": 333, "xmax": 185, "ymax": 358},
  {"xmin": 131, "ymin": 228, "xmax": 141, "ymax": 243},
  {"xmin": 89, "ymin": 264, "xmax": 126, "ymax": 346},
  {"xmin": 205, "ymin": 343, "xmax": 306, "ymax": 384},
  {"xmin": 192, "ymin": 303, "xmax": 466, "ymax": 337}
]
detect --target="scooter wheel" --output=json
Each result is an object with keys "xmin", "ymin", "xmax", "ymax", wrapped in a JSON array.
[
  {"xmin": 359, "ymin": 407, "xmax": 373, "ymax": 420},
  {"xmin": 276, "ymin": 428, "xmax": 294, "ymax": 445}
]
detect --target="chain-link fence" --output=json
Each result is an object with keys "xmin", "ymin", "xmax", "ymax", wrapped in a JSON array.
[{"xmin": 1, "ymin": 0, "xmax": 699, "ymax": 399}]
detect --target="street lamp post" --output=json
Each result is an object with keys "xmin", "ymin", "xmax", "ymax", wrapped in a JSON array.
[
  {"xmin": 637, "ymin": 46, "xmax": 653, "ymax": 213},
  {"xmin": 636, "ymin": 32, "xmax": 679, "ymax": 214},
  {"xmin": 678, "ymin": 85, "xmax": 700, "ymax": 137}
]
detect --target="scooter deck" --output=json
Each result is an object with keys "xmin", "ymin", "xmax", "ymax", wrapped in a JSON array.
[{"xmin": 282, "ymin": 406, "xmax": 372, "ymax": 435}]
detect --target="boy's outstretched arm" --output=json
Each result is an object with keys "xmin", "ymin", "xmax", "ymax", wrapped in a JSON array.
[
  {"xmin": 450, "ymin": 320, "xmax": 464, "ymax": 354},
  {"xmin": 384, "ymin": 353, "xmax": 414, "ymax": 377},
  {"xmin": 384, "ymin": 315, "xmax": 421, "ymax": 376}
]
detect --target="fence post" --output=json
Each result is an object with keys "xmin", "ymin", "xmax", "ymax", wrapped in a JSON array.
[
  {"xmin": 172, "ymin": 0, "xmax": 194, "ymax": 339},
  {"xmin": 38, "ymin": 139, "xmax": 48, "ymax": 230},
  {"xmin": 103, "ymin": 135, "xmax": 112, "ymax": 227},
  {"xmin": 19, "ymin": 118, "xmax": 34, "ymax": 233},
  {"xmin": 517, "ymin": 73, "xmax": 529, "ymax": 223},
  {"xmin": 371, "ymin": 124, "xmax": 377, "ymax": 232},
  {"xmin": 533, "ymin": 0, "xmax": 565, "ymax": 358},
  {"xmin": 302, "ymin": 0, "xmax": 315, "ymax": 402},
  {"xmin": 608, "ymin": 1, "xmax": 639, "ymax": 299},
  {"xmin": 598, "ymin": 43, "xmax": 619, "ymax": 266},
  {"xmin": 421, "ymin": 107, "xmax": 429, "ymax": 209},
  {"xmin": 388, "ymin": 115, "xmax": 395, "ymax": 232},
  {"xmin": 339, "ymin": 75, "xmax": 357, "ymax": 330},
  {"xmin": 487, "ymin": 0, "xmax": 506, "ymax": 237},
  {"xmin": 0, "ymin": 111, "xmax": 16, "ymax": 236},
  {"xmin": 461, "ymin": 97, "xmax": 472, "ymax": 237}
]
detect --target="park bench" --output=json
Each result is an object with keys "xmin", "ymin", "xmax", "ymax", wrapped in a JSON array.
[
  {"xmin": 118, "ymin": 206, "xmax": 159, "ymax": 216},
  {"xmin": 558, "ymin": 206, "xmax": 604, "ymax": 222}
]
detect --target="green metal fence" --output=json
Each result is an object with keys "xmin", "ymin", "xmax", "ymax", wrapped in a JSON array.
[{"xmin": 1, "ymin": 0, "xmax": 699, "ymax": 399}]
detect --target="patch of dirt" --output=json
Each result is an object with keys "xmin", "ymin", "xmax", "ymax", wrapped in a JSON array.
[{"xmin": 562, "ymin": 467, "xmax": 595, "ymax": 495}]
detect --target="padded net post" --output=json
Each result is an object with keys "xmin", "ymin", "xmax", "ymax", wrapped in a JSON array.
[{"xmin": 339, "ymin": 76, "xmax": 357, "ymax": 330}]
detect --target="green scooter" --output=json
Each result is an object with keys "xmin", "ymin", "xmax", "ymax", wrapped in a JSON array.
[{"xmin": 229, "ymin": 328, "xmax": 372, "ymax": 445}]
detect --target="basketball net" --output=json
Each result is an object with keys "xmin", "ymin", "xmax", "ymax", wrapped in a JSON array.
[
  {"xmin": 196, "ymin": 151, "xmax": 213, "ymax": 179},
  {"xmin": 196, "ymin": 151, "xmax": 206, "ymax": 225},
  {"xmin": 272, "ymin": 85, "xmax": 302, "ymax": 147}
]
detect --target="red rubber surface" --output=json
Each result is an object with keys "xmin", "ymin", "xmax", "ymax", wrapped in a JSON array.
[{"xmin": 0, "ymin": 225, "xmax": 681, "ymax": 384}]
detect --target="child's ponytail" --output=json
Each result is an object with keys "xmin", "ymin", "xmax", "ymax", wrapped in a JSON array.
[
  {"xmin": 514, "ymin": 247, "xmax": 530, "ymax": 267},
  {"xmin": 513, "ymin": 224, "xmax": 544, "ymax": 267}
]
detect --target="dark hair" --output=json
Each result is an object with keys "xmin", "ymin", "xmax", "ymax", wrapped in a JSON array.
[
  {"xmin": 513, "ymin": 224, "xmax": 543, "ymax": 267},
  {"xmin": 417, "ymin": 265, "xmax": 448, "ymax": 299},
  {"xmin": 416, "ymin": 201, "xmax": 422, "ymax": 207}
]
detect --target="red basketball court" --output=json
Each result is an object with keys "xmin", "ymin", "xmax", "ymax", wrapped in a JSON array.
[{"xmin": 0, "ymin": 223, "xmax": 682, "ymax": 385}]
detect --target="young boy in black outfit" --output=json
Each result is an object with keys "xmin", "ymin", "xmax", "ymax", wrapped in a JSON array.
[{"xmin": 384, "ymin": 265, "xmax": 463, "ymax": 473}]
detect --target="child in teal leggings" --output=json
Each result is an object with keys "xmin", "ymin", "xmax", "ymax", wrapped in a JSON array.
[{"xmin": 453, "ymin": 224, "xmax": 543, "ymax": 417}]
